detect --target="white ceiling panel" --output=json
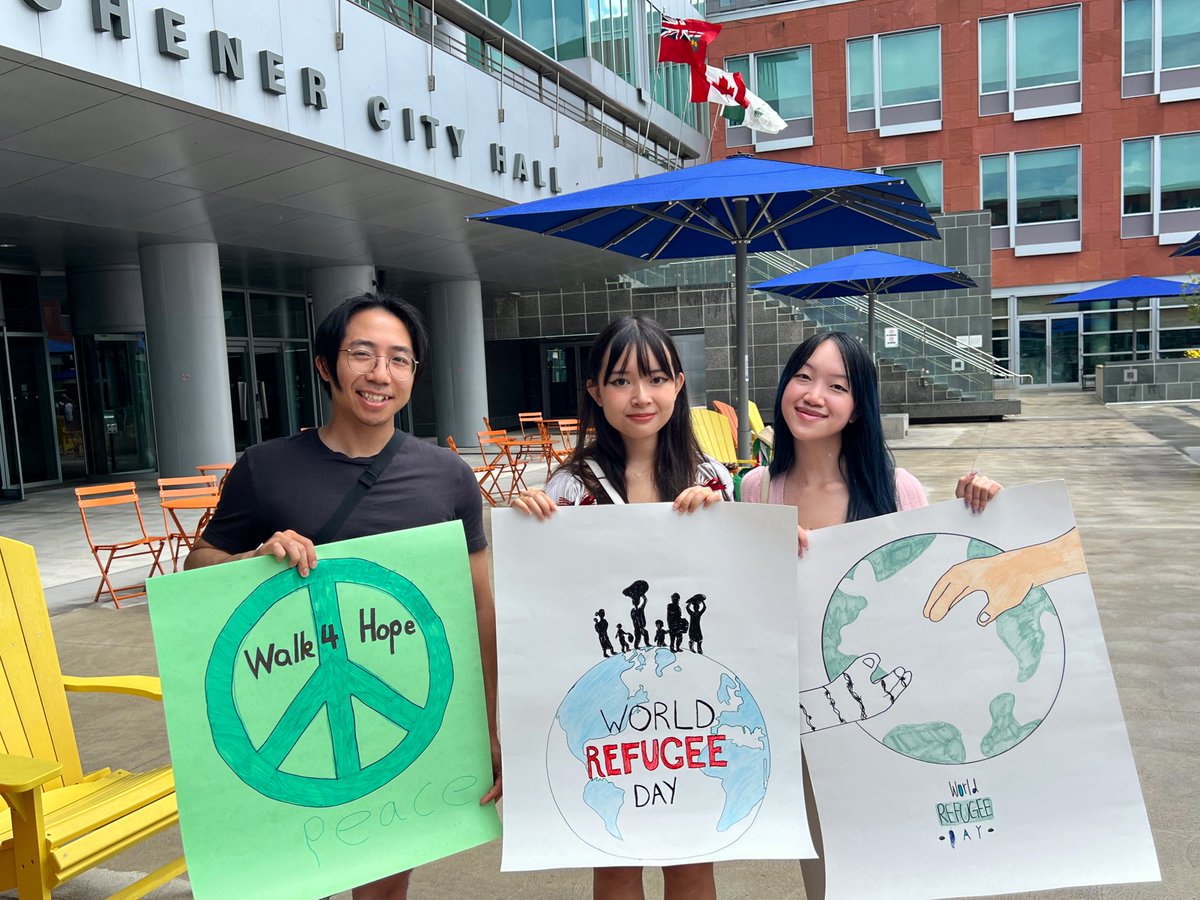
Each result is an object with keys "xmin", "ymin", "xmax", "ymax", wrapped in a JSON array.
[
  {"xmin": 0, "ymin": 65, "xmax": 121, "ymax": 141},
  {"xmin": 0, "ymin": 94, "xmax": 197, "ymax": 164},
  {"xmin": 156, "ymin": 139, "xmax": 326, "ymax": 192}
]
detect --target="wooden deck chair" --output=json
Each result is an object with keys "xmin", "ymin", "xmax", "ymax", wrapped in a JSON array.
[
  {"xmin": 690, "ymin": 408, "xmax": 755, "ymax": 471},
  {"xmin": 447, "ymin": 435, "xmax": 502, "ymax": 507},
  {"xmin": 710, "ymin": 400, "xmax": 739, "ymax": 444},
  {"xmin": 74, "ymin": 483, "xmax": 167, "ymax": 608},
  {"xmin": 517, "ymin": 411, "xmax": 544, "ymax": 438},
  {"xmin": 0, "ymin": 536, "xmax": 185, "ymax": 900},
  {"xmin": 747, "ymin": 401, "xmax": 767, "ymax": 438},
  {"xmin": 551, "ymin": 418, "xmax": 579, "ymax": 464},
  {"xmin": 157, "ymin": 475, "xmax": 218, "ymax": 572},
  {"xmin": 478, "ymin": 429, "xmax": 528, "ymax": 501}
]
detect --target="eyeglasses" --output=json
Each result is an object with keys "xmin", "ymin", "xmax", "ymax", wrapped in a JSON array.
[{"xmin": 341, "ymin": 349, "xmax": 419, "ymax": 380}]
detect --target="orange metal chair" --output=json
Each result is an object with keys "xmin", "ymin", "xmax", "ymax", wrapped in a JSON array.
[
  {"xmin": 517, "ymin": 411, "xmax": 544, "ymax": 437},
  {"xmin": 447, "ymin": 435, "xmax": 503, "ymax": 507},
  {"xmin": 74, "ymin": 483, "xmax": 168, "ymax": 608},
  {"xmin": 550, "ymin": 418, "xmax": 580, "ymax": 464},
  {"xmin": 158, "ymin": 475, "xmax": 219, "ymax": 571},
  {"xmin": 478, "ymin": 429, "xmax": 528, "ymax": 500},
  {"xmin": 195, "ymin": 462, "xmax": 234, "ymax": 492}
]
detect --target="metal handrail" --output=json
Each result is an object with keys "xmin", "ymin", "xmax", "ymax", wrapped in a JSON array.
[
  {"xmin": 352, "ymin": 0, "xmax": 690, "ymax": 170},
  {"xmin": 748, "ymin": 250, "xmax": 1031, "ymax": 383}
]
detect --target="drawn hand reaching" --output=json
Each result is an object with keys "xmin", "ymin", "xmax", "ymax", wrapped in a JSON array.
[
  {"xmin": 924, "ymin": 527, "xmax": 1086, "ymax": 627},
  {"xmin": 798, "ymin": 654, "xmax": 911, "ymax": 733}
]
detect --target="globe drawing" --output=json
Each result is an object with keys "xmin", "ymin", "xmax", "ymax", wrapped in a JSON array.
[
  {"xmin": 547, "ymin": 648, "xmax": 769, "ymax": 860},
  {"xmin": 822, "ymin": 533, "xmax": 1065, "ymax": 765}
]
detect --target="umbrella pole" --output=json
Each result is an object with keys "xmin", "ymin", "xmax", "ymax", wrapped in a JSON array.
[
  {"xmin": 867, "ymin": 290, "xmax": 877, "ymax": 362},
  {"xmin": 734, "ymin": 198, "xmax": 751, "ymax": 460},
  {"xmin": 1129, "ymin": 298, "xmax": 1139, "ymax": 362}
]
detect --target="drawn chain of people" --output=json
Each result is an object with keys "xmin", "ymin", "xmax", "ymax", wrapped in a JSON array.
[{"xmin": 594, "ymin": 525, "xmax": 1087, "ymax": 736}]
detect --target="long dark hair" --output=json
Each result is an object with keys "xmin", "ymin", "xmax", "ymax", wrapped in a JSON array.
[
  {"xmin": 769, "ymin": 332, "xmax": 897, "ymax": 520},
  {"xmin": 559, "ymin": 316, "xmax": 703, "ymax": 503}
]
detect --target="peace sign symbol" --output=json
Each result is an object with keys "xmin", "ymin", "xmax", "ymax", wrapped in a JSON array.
[{"xmin": 205, "ymin": 558, "xmax": 453, "ymax": 808}]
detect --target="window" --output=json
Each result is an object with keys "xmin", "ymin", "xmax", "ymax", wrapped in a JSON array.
[
  {"xmin": 723, "ymin": 47, "xmax": 813, "ymax": 151},
  {"xmin": 981, "ymin": 147, "xmax": 1082, "ymax": 255},
  {"xmin": 1121, "ymin": 133, "xmax": 1200, "ymax": 242},
  {"xmin": 863, "ymin": 162, "xmax": 944, "ymax": 214},
  {"xmin": 979, "ymin": 6, "xmax": 1082, "ymax": 119},
  {"xmin": 846, "ymin": 27, "xmax": 941, "ymax": 136},
  {"xmin": 1123, "ymin": 0, "xmax": 1200, "ymax": 100}
]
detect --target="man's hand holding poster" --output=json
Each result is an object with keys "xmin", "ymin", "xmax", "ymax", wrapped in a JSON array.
[
  {"xmin": 798, "ymin": 480, "xmax": 1159, "ymax": 899},
  {"xmin": 493, "ymin": 503, "xmax": 816, "ymax": 870},
  {"xmin": 147, "ymin": 522, "xmax": 500, "ymax": 900}
]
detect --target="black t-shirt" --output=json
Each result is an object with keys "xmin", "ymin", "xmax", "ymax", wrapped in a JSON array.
[{"xmin": 201, "ymin": 429, "xmax": 487, "ymax": 555}]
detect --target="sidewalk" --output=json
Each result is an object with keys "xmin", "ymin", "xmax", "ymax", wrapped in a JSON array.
[{"xmin": 3, "ymin": 393, "xmax": 1197, "ymax": 899}]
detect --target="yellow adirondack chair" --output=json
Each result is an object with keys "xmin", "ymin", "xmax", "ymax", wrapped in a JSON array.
[
  {"xmin": 0, "ymin": 536, "xmax": 185, "ymax": 899},
  {"xmin": 747, "ymin": 401, "xmax": 767, "ymax": 438},
  {"xmin": 690, "ymin": 408, "xmax": 755, "ymax": 470}
]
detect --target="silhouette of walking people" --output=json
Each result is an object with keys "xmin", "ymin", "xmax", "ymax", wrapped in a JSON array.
[
  {"xmin": 615, "ymin": 623, "xmax": 632, "ymax": 653},
  {"xmin": 654, "ymin": 619, "xmax": 667, "ymax": 648},
  {"xmin": 622, "ymin": 579, "xmax": 651, "ymax": 649},
  {"xmin": 666, "ymin": 593, "xmax": 688, "ymax": 653},
  {"xmin": 594, "ymin": 609, "xmax": 614, "ymax": 658},
  {"xmin": 686, "ymin": 593, "xmax": 707, "ymax": 654}
]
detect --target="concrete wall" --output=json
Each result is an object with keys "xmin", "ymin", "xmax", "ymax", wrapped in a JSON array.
[
  {"xmin": 1095, "ymin": 359, "xmax": 1200, "ymax": 403},
  {"xmin": 482, "ymin": 285, "xmax": 812, "ymax": 417}
]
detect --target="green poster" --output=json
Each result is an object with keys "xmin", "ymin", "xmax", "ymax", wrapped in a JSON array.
[{"xmin": 147, "ymin": 522, "xmax": 500, "ymax": 900}]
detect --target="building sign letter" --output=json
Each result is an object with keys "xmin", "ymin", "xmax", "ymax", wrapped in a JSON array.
[
  {"xmin": 368, "ymin": 96, "xmax": 390, "ymax": 131},
  {"xmin": 155, "ymin": 8, "xmax": 189, "ymax": 60},
  {"xmin": 259, "ymin": 50, "xmax": 285, "ymax": 94},
  {"xmin": 91, "ymin": 0, "xmax": 131, "ymax": 39},
  {"xmin": 301, "ymin": 67, "xmax": 327, "ymax": 110},
  {"xmin": 210, "ymin": 30, "xmax": 244, "ymax": 80}
]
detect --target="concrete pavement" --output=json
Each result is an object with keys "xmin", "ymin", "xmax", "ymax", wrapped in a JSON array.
[{"xmin": 3, "ymin": 392, "xmax": 1197, "ymax": 899}]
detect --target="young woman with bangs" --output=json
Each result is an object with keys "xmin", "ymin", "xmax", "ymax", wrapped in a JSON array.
[
  {"xmin": 741, "ymin": 331, "xmax": 1001, "ymax": 549},
  {"xmin": 512, "ymin": 314, "xmax": 729, "ymax": 900}
]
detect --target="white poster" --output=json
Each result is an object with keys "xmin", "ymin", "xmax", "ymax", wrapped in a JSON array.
[
  {"xmin": 799, "ymin": 480, "xmax": 1159, "ymax": 899},
  {"xmin": 493, "ymin": 503, "xmax": 816, "ymax": 870}
]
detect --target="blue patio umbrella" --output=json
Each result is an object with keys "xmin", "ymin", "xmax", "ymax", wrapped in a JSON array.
[
  {"xmin": 470, "ymin": 155, "xmax": 939, "ymax": 455},
  {"xmin": 1171, "ymin": 232, "xmax": 1200, "ymax": 257},
  {"xmin": 1049, "ymin": 275, "xmax": 1189, "ymax": 361},
  {"xmin": 752, "ymin": 249, "xmax": 976, "ymax": 359}
]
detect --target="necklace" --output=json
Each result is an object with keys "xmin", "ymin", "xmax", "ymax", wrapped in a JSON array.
[{"xmin": 627, "ymin": 466, "xmax": 650, "ymax": 480}]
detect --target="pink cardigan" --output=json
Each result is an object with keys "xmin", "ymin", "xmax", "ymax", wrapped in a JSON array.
[{"xmin": 740, "ymin": 465, "xmax": 928, "ymax": 511}]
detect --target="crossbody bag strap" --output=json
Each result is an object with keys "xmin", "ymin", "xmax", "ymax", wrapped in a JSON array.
[
  {"xmin": 584, "ymin": 458, "xmax": 624, "ymax": 505},
  {"xmin": 313, "ymin": 429, "xmax": 407, "ymax": 545},
  {"xmin": 759, "ymin": 467, "xmax": 771, "ymax": 503}
]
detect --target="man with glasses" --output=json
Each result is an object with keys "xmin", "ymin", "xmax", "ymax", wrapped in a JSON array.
[{"xmin": 187, "ymin": 293, "xmax": 500, "ymax": 899}]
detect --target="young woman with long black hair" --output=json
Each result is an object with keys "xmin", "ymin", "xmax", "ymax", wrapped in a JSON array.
[
  {"xmin": 741, "ymin": 331, "xmax": 1000, "ymax": 548},
  {"xmin": 512, "ymin": 314, "xmax": 728, "ymax": 900}
]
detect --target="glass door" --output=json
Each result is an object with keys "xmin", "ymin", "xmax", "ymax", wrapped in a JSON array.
[
  {"xmin": 253, "ymin": 344, "xmax": 316, "ymax": 442},
  {"xmin": 228, "ymin": 344, "xmax": 254, "ymax": 452},
  {"xmin": 0, "ymin": 329, "xmax": 24, "ymax": 498},
  {"xmin": 1018, "ymin": 315, "xmax": 1081, "ymax": 386},
  {"xmin": 1018, "ymin": 318, "xmax": 1048, "ymax": 385},
  {"xmin": 1049, "ymin": 316, "xmax": 1080, "ymax": 385},
  {"xmin": 77, "ymin": 334, "xmax": 157, "ymax": 474}
]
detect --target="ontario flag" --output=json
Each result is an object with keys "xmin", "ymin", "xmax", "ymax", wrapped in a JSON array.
[
  {"xmin": 694, "ymin": 64, "xmax": 788, "ymax": 134},
  {"xmin": 658, "ymin": 15, "xmax": 721, "ymax": 68}
]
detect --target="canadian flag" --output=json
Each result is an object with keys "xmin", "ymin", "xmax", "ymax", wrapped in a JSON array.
[
  {"xmin": 692, "ymin": 65, "xmax": 787, "ymax": 134},
  {"xmin": 691, "ymin": 64, "xmax": 747, "ymax": 106}
]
